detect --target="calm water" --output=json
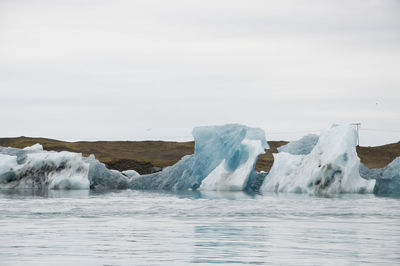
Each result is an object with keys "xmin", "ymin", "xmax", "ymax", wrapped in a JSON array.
[{"xmin": 0, "ymin": 190, "xmax": 399, "ymax": 265}]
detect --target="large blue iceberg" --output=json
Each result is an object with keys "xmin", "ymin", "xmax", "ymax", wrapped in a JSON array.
[{"xmin": 130, "ymin": 124, "xmax": 268, "ymax": 191}]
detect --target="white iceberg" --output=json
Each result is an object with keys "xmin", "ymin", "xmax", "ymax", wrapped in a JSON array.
[
  {"xmin": 0, "ymin": 146, "xmax": 90, "ymax": 189},
  {"xmin": 261, "ymin": 125, "xmax": 375, "ymax": 194},
  {"xmin": 0, "ymin": 145, "xmax": 133, "ymax": 190}
]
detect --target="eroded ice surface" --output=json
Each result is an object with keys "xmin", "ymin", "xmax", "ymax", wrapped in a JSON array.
[
  {"xmin": 131, "ymin": 124, "xmax": 268, "ymax": 191},
  {"xmin": 261, "ymin": 125, "xmax": 375, "ymax": 194}
]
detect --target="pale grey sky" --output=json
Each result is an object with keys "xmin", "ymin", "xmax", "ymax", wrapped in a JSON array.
[{"xmin": 1, "ymin": 0, "xmax": 399, "ymax": 145}]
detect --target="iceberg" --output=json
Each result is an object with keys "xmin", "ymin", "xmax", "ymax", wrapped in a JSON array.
[
  {"xmin": 85, "ymin": 155, "xmax": 132, "ymax": 190},
  {"xmin": 0, "ymin": 145, "xmax": 132, "ymax": 190},
  {"xmin": 261, "ymin": 125, "xmax": 375, "ymax": 194},
  {"xmin": 130, "ymin": 124, "xmax": 268, "ymax": 191},
  {"xmin": 360, "ymin": 158, "xmax": 400, "ymax": 195},
  {"xmin": 0, "ymin": 145, "xmax": 90, "ymax": 189},
  {"xmin": 2, "ymin": 123, "xmax": 396, "ymax": 195},
  {"xmin": 200, "ymin": 138, "xmax": 266, "ymax": 191},
  {"xmin": 277, "ymin": 134, "xmax": 319, "ymax": 155},
  {"xmin": 0, "ymin": 124, "xmax": 268, "ymax": 191}
]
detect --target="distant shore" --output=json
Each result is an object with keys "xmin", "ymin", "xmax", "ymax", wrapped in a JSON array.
[{"xmin": 1, "ymin": 137, "xmax": 399, "ymax": 174}]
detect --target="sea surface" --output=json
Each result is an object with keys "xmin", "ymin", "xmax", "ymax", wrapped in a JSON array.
[{"xmin": 0, "ymin": 189, "xmax": 399, "ymax": 265}]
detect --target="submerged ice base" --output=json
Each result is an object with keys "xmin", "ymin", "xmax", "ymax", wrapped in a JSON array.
[
  {"xmin": 130, "ymin": 124, "xmax": 268, "ymax": 191},
  {"xmin": 261, "ymin": 125, "xmax": 375, "ymax": 194}
]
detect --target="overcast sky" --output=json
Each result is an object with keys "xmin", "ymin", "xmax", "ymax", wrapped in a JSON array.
[{"xmin": 1, "ymin": 0, "xmax": 399, "ymax": 145}]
